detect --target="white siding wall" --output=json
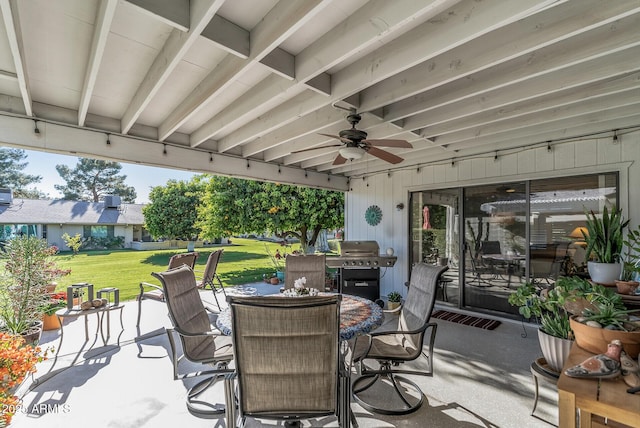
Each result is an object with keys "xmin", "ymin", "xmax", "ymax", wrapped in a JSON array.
[
  {"xmin": 46, "ymin": 225, "xmax": 135, "ymax": 250},
  {"xmin": 346, "ymin": 130, "xmax": 640, "ymax": 299}
]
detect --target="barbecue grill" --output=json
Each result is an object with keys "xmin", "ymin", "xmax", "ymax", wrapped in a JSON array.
[{"xmin": 327, "ymin": 241, "xmax": 397, "ymax": 301}]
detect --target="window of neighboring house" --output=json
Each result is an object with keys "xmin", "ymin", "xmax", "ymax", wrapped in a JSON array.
[
  {"xmin": 83, "ymin": 225, "xmax": 114, "ymax": 238},
  {"xmin": 42, "ymin": 224, "xmax": 47, "ymax": 239},
  {"xmin": 0, "ymin": 224, "xmax": 38, "ymax": 240}
]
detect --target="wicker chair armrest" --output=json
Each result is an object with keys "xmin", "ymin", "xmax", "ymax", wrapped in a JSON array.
[
  {"xmin": 139, "ymin": 281, "xmax": 162, "ymax": 293},
  {"xmin": 172, "ymin": 325, "xmax": 220, "ymax": 338}
]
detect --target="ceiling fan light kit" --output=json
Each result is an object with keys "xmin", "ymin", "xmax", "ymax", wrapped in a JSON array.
[{"xmin": 339, "ymin": 146, "xmax": 365, "ymax": 160}]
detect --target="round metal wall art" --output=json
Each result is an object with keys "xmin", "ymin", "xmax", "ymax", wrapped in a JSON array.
[{"xmin": 365, "ymin": 205, "xmax": 382, "ymax": 226}]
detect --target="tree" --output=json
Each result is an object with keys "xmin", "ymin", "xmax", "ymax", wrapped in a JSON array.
[
  {"xmin": 199, "ymin": 177, "xmax": 344, "ymax": 251},
  {"xmin": 0, "ymin": 148, "xmax": 43, "ymax": 198},
  {"xmin": 142, "ymin": 177, "xmax": 205, "ymax": 242},
  {"xmin": 55, "ymin": 158, "xmax": 136, "ymax": 202}
]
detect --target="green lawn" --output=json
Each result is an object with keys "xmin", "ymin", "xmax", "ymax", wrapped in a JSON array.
[{"xmin": 50, "ymin": 238, "xmax": 296, "ymax": 301}]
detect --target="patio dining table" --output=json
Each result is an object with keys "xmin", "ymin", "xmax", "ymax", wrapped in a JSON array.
[{"xmin": 216, "ymin": 293, "xmax": 384, "ymax": 341}]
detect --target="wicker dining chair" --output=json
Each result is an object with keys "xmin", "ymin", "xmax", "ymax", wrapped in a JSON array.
[
  {"xmin": 224, "ymin": 294, "xmax": 350, "ymax": 427},
  {"xmin": 152, "ymin": 265, "xmax": 233, "ymax": 417},
  {"xmin": 136, "ymin": 251, "xmax": 198, "ymax": 327},
  {"xmin": 351, "ymin": 263, "xmax": 448, "ymax": 415}
]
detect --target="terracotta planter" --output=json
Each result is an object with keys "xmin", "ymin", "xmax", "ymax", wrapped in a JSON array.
[
  {"xmin": 537, "ymin": 329, "xmax": 573, "ymax": 373},
  {"xmin": 615, "ymin": 280, "xmax": 639, "ymax": 295},
  {"xmin": 570, "ymin": 316, "xmax": 640, "ymax": 358},
  {"xmin": 42, "ymin": 313, "xmax": 61, "ymax": 331},
  {"xmin": 270, "ymin": 277, "xmax": 280, "ymax": 285}
]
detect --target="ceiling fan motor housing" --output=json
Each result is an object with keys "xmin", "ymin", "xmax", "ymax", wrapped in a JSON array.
[{"xmin": 339, "ymin": 128, "xmax": 367, "ymax": 144}]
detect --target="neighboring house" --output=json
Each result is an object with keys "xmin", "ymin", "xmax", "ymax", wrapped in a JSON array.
[{"xmin": 0, "ymin": 189, "xmax": 147, "ymax": 251}]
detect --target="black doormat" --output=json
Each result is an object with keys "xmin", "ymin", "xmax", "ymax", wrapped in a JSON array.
[{"xmin": 431, "ymin": 310, "xmax": 501, "ymax": 330}]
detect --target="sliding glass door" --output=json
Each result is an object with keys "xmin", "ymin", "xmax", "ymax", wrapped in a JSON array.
[{"xmin": 408, "ymin": 172, "xmax": 619, "ymax": 317}]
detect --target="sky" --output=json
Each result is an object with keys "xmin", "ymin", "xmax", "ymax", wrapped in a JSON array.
[{"xmin": 20, "ymin": 149, "xmax": 196, "ymax": 204}]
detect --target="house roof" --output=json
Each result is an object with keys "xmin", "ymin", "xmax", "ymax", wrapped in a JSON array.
[
  {"xmin": 0, "ymin": 1, "xmax": 638, "ymax": 189},
  {"xmin": 0, "ymin": 199, "xmax": 145, "ymax": 226}
]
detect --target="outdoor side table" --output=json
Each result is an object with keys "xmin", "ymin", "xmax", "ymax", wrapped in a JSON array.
[
  {"xmin": 55, "ymin": 304, "xmax": 125, "ymax": 352},
  {"xmin": 530, "ymin": 357, "xmax": 559, "ymax": 416},
  {"xmin": 557, "ymin": 343, "xmax": 640, "ymax": 428}
]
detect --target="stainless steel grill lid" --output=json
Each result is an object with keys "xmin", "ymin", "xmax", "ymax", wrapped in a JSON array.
[{"xmin": 339, "ymin": 241, "xmax": 380, "ymax": 257}]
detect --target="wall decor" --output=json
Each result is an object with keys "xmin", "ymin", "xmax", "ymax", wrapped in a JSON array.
[{"xmin": 365, "ymin": 205, "xmax": 383, "ymax": 226}]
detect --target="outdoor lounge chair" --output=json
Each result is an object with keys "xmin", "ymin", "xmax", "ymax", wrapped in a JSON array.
[
  {"xmin": 194, "ymin": 249, "xmax": 227, "ymax": 311},
  {"xmin": 351, "ymin": 263, "xmax": 447, "ymax": 415},
  {"xmin": 136, "ymin": 251, "xmax": 198, "ymax": 327},
  {"xmin": 224, "ymin": 294, "xmax": 350, "ymax": 427},
  {"xmin": 284, "ymin": 253, "xmax": 327, "ymax": 291},
  {"xmin": 152, "ymin": 265, "xmax": 233, "ymax": 417}
]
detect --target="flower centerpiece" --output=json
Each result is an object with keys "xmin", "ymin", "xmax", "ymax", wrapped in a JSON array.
[
  {"xmin": 282, "ymin": 277, "xmax": 319, "ymax": 297},
  {"xmin": 0, "ymin": 332, "xmax": 48, "ymax": 426}
]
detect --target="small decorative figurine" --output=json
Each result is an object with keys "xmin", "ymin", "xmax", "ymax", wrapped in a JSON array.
[{"xmin": 564, "ymin": 339, "xmax": 622, "ymax": 379}]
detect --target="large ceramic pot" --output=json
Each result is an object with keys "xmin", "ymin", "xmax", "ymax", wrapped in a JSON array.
[
  {"xmin": 570, "ymin": 316, "xmax": 640, "ymax": 358},
  {"xmin": 587, "ymin": 261, "xmax": 622, "ymax": 286},
  {"xmin": 537, "ymin": 329, "xmax": 573, "ymax": 373}
]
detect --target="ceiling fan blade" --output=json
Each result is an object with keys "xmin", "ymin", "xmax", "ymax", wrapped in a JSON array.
[
  {"xmin": 333, "ymin": 153, "xmax": 347, "ymax": 165},
  {"xmin": 291, "ymin": 144, "xmax": 341, "ymax": 154},
  {"xmin": 366, "ymin": 146, "xmax": 405, "ymax": 164},
  {"xmin": 318, "ymin": 133, "xmax": 352, "ymax": 143},
  {"xmin": 362, "ymin": 139, "xmax": 412, "ymax": 148}
]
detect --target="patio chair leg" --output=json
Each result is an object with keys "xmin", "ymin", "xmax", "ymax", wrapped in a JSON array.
[{"xmin": 352, "ymin": 368, "xmax": 425, "ymax": 415}]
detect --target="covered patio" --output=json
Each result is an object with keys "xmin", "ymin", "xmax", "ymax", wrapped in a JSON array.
[
  {"xmin": 14, "ymin": 287, "xmax": 554, "ymax": 427},
  {"xmin": 1, "ymin": 1, "xmax": 640, "ymax": 426}
]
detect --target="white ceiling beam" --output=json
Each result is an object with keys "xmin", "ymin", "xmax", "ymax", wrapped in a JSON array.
[
  {"xmin": 124, "ymin": 0, "xmax": 190, "ymax": 31},
  {"xmin": 360, "ymin": 0, "xmax": 640, "ymax": 115},
  {"xmin": 0, "ymin": 70, "xmax": 17, "ymax": 81},
  {"xmin": 191, "ymin": 0, "xmax": 458, "ymax": 148},
  {"xmin": 333, "ymin": 106, "xmax": 640, "ymax": 175},
  {"xmin": 389, "ymin": 12, "xmax": 640, "ymax": 126},
  {"xmin": 78, "ymin": 0, "xmax": 118, "ymax": 127},
  {"xmin": 0, "ymin": 114, "xmax": 347, "ymax": 191},
  {"xmin": 215, "ymin": 0, "xmax": 558, "ymax": 153},
  {"xmin": 259, "ymin": 47, "xmax": 295, "ymax": 80},
  {"xmin": 161, "ymin": 0, "xmax": 332, "ymax": 142},
  {"xmin": 421, "ymin": 72, "xmax": 640, "ymax": 139},
  {"xmin": 403, "ymin": 46, "xmax": 640, "ymax": 133},
  {"xmin": 121, "ymin": 0, "xmax": 225, "ymax": 134},
  {"xmin": 0, "ymin": 0, "xmax": 31, "ymax": 116},
  {"xmin": 201, "ymin": 14, "xmax": 249, "ymax": 58},
  {"xmin": 434, "ymin": 91, "xmax": 640, "ymax": 147}
]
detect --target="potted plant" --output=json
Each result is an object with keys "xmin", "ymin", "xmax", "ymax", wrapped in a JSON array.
[
  {"xmin": 387, "ymin": 291, "xmax": 402, "ymax": 310},
  {"xmin": 583, "ymin": 206, "xmax": 628, "ymax": 285},
  {"xmin": 41, "ymin": 292, "xmax": 67, "ymax": 330},
  {"xmin": 0, "ymin": 236, "xmax": 70, "ymax": 343},
  {"xmin": 508, "ymin": 281, "xmax": 574, "ymax": 372},
  {"xmin": 617, "ymin": 225, "xmax": 640, "ymax": 294}
]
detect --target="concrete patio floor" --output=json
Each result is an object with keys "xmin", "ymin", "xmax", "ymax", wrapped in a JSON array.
[{"xmin": 13, "ymin": 283, "xmax": 558, "ymax": 427}]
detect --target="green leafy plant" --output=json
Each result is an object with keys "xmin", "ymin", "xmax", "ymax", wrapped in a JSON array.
[
  {"xmin": 621, "ymin": 226, "xmax": 640, "ymax": 281},
  {"xmin": 0, "ymin": 236, "xmax": 70, "ymax": 335},
  {"xmin": 387, "ymin": 291, "xmax": 402, "ymax": 303},
  {"xmin": 41, "ymin": 292, "xmax": 67, "ymax": 316},
  {"xmin": 583, "ymin": 206, "xmax": 629, "ymax": 263},
  {"xmin": 508, "ymin": 282, "xmax": 574, "ymax": 340},
  {"xmin": 508, "ymin": 276, "xmax": 627, "ymax": 340},
  {"xmin": 581, "ymin": 303, "xmax": 639, "ymax": 331},
  {"xmin": 62, "ymin": 232, "xmax": 82, "ymax": 254}
]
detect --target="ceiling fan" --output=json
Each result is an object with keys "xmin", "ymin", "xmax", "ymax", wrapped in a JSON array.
[{"xmin": 292, "ymin": 112, "xmax": 413, "ymax": 165}]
